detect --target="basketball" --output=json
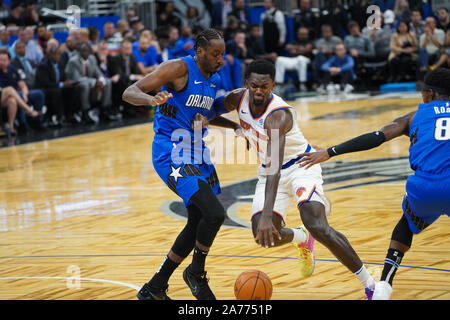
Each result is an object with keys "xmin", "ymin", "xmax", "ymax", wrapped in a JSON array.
[{"xmin": 234, "ymin": 270, "xmax": 272, "ymax": 300}]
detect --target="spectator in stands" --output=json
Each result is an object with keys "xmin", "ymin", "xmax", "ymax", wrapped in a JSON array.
[
  {"xmin": 344, "ymin": 21, "xmax": 375, "ymax": 84},
  {"xmin": 0, "ymin": 49, "xmax": 45, "ymax": 130},
  {"xmin": 12, "ymin": 40, "xmax": 36, "ymax": 89},
  {"xmin": 59, "ymin": 36, "xmax": 79, "ymax": 77},
  {"xmin": 410, "ymin": 9, "xmax": 425, "ymax": 41},
  {"xmin": 132, "ymin": 33, "xmax": 158, "ymax": 75},
  {"xmin": 107, "ymin": 39, "xmax": 143, "ymax": 118},
  {"xmin": 387, "ymin": 20, "xmax": 418, "ymax": 82},
  {"xmin": 186, "ymin": 6, "xmax": 203, "ymax": 31},
  {"xmin": 0, "ymin": 28, "xmax": 15, "ymax": 59},
  {"xmin": 2, "ymin": 1, "xmax": 25, "ymax": 28},
  {"xmin": 88, "ymin": 26, "xmax": 100, "ymax": 52},
  {"xmin": 362, "ymin": 13, "xmax": 393, "ymax": 62},
  {"xmin": 173, "ymin": 25, "xmax": 196, "ymax": 58},
  {"xmin": 246, "ymin": 24, "xmax": 268, "ymax": 61},
  {"xmin": 313, "ymin": 24, "xmax": 343, "ymax": 89},
  {"xmin": 226, "ymin": 30, "xmax": 252, "ymax": 65},
  {"xmin": 22, "ymin": 0, "xmax": 39, "ymax": 26},
  {"xmin": 94, "ymin": 40, "xmax": 109, "ymax": 77},
  {"xmin": 36, "ymin": 24, "xmax": 49, "ymax": 52},
  {"xmin": 80, "ymin": 28, "xmax": 90, "ymax": 45},
  {"xmin": 383, "ymin": 9, "xmax": 396, "ymax": 32},
  {"xmin": 13, "ymin": 27, "xmax": 43, "ymax": 65},
  {"xmin": 431, "ymin": 30, "xmax": 450, "ymax": 70},
  {"xmin": 115, "ymin": 19, "xmax": 130, "ymax": 38},
  {"xmin": 1, "ymin": 85, "xmax": 39, "ymax": 135},
  {"xmin": 274, "ymin": 26, "xmax": 313, "ymax": 92},
  {"xmin": 293, "ymin": 0, "xmax": 320, "ymax": 40},
  {"xmin": 229, "ymin": 0, "xmax": 250, "ymax": 32},
  {"xmin": 64, "ymin": 43, "xmax": 113, "ymax": 124},
  {"xmin": 260, "ymin": 0, "xmax": 286, "ymax": 55},
  {"xmin": 436, "ymin": 7, "xmax": 449, "ymax": 32},
  {"xmin": 166, "ymin": 26, "xmax": 181, "ymax": 59},
  {"xmin": 155, "ymin": 27, "xmax": 172, "ymax": 63},
  {"xmin": 319, "ymin": 0, "xmax": 348, "ymax": 39},
  {"xmin": 224, "ymin": 15, "xmax": 241, "ymax": 43},
  {"xmin": 393, "ymin": 0, "xmax": 410, "ymax": 23},
  {"xmin": 35, "ymin": 44, "xmax": 71, "ymax": 127},
  {"xmin": 321, "ymin": 43, "xmax": 355, "ymax": 94},
  {"xmin": 103, "ymin": 21, "xmax": 122, "ymax": 55},
  {"xmin": 417, "ymin": 16, "xmax": 446, "ymax": 79},
  {"xmin": 157, "ymin": 1, "xmax": 182, "ymax": 30},
  {"xmin": 129, "ymin": 16, "xmax": 144, "ymax": 41}
]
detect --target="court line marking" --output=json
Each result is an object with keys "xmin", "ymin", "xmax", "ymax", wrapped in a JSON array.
[
  {"xmin": 0, "ymin": 276, "xmax": 140, "ymax": 291},
  {"xmin": 0, "ymin": 253, "xmax": 448, "ymax": 273}
]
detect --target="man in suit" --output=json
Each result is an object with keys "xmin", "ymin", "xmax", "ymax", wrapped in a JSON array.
[
  {"xmin": 11, "ymin": 40, "xmax": 36, "ymax": 90},
  {"xmin": 107, "ymin": 39, "xmax": 143, "ymax": 117},
  {"xmin": 65, "ymin": 42, "xmax": 113, "ymax": 123},
  {"xmin": 35, "ymin": 44, "xmax": 81, "ymax": 126}
]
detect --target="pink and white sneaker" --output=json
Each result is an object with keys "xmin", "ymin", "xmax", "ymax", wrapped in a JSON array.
[{"xmin": 293, "ymin": 225, "xmax": 315, "ymax": 277}]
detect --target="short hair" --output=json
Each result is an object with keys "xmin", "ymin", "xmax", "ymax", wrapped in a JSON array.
[
  {"xmin": 437, "ymin": 7, "xmax": 449, "ymax": 13},
  {"xmin": 245, "ymin": 59, "xmax": 275, "ymax": 81},
  {"xmin": 396, "ymin": 20, "xmax": 410, "ymax": 33},
  {"xmin": 194, "ymin": 28, "xmax": 223, "ymax": 51},
  {"xmin": 0, "ymin": 48, "xmax": 10, "ymax": 59},
  {"xmin": 424, "ymin": 68, "xmax": 450, "ymax": 94},
  {"xmin": 347, "ymin": 20, "xmax": 359, "ymax": 30},
  {"xmin": 321, "ymin": 24, "xmax": 332, "ymax": 32}
]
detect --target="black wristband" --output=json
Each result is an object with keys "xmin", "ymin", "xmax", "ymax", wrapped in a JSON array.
[
  {"xmin": 327, "ymin": 131, "xmax": 386, "ymax": 157},
  {"xmin": 327, "ymin": 146, "xmax": 338, "ymax": 157}
]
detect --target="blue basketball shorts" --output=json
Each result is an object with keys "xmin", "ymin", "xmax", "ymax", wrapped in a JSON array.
[
  {"xmin": 402, "ymin": 172, "xmax": 450, "ymax": 234},
  {"xmin": 152, "ymin": 135, "xmax": 221, "ymax": 207}
]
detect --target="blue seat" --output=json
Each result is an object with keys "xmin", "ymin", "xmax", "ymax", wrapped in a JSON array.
[{"xmin": 380, "ymin": 82, "xmax": 416, "ymax": 93}]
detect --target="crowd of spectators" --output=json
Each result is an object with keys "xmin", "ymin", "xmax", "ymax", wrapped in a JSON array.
[{"xmin": 0, "ymin": 0, "xmax": 449, "ymax": 138}]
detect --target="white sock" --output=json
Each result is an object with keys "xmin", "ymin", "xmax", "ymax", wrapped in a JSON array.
[
  {"xmin": 290, "ymin": 227, "xmax": 307, "ymax": 244},
  {"xmin": 354, "ymin": 265, "xmax": 375, "ymax": 288}
]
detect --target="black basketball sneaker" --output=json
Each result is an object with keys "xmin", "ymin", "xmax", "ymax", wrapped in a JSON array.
[
  {"xmin": 182, "ymin": 265, "xmax": 216, "ymax": 300},
  {"xmin": 136, "ymin": 282, "xmax": 171, "ymax": 300}
]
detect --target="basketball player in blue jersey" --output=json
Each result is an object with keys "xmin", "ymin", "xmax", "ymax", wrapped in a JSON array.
[
  {"xmin": 122, "ymin": 29, "xmax": 234, "ymax": 300},
  {"xmin": 296, "ymin": 68, "xmax": 450, "ymax": 299}
]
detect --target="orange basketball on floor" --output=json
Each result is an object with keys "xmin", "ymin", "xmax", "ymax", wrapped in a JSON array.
[{"xmin": 234, "ymin": 270, "xmax": 272, "ymax": 300}]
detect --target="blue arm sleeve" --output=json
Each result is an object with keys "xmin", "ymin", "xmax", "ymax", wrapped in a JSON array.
[{"xmin": 209, "ymin": 95, "xmax": 229, "ymax": 120}]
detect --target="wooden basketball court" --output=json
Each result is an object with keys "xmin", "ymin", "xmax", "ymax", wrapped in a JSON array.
[{"xmin": 0, "ymin": 93, "xmax": 448, "ymax": 300}]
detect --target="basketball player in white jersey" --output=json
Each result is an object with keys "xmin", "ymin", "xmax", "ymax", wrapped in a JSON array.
[{"xmin": 208, "ymin": 59, "xmax": 377, "ymax": 299}]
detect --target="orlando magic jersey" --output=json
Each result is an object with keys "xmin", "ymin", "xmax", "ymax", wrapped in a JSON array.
[
  {"xmin": 409, "ymin": 100, "xmax": 450, "ymax": 175},
  {"xmin": 153, "ymin": 55, "xmax": 221, "ymax": 138},
  {"xmin": 151, "ymin": 55, "xmax": 222, "ymax": 206}
]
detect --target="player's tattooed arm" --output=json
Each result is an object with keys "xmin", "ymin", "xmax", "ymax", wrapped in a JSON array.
[
  {"xmin": 122, "ymin": 59, "xmax": 187, "ymax": 106},
  {"xmin": 296, "ymin": 110, "xmax": 417, "ymax": 169},
  {"xmin": 255, "ymin": 109, "xmax": 292, "ymax": 248}
]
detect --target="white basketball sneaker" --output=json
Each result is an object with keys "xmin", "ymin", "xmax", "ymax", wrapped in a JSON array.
[{"xmin": 373, "ymin": 281, "xmax": 393, "ymax": 300}]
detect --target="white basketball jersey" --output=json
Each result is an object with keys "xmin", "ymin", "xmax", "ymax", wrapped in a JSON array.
[{"xmin": 237, "ymin": 90, "xmax": 309, "ymax": 166}]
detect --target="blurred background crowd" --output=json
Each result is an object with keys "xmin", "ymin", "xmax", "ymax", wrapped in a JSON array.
[{"xmin": 0, "ymin": 0, "xmax": 448, "ymax": 138}]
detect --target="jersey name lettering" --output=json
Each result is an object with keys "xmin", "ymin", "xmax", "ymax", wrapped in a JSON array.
[{"xmin": 185, "ymin": 94, "xmax": 214, "ymax": 110}]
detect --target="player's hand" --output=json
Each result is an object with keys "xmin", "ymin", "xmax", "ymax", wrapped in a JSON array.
[
  {"xmin": 254, "ymin": 215, "xmax": 281, "ymax": 248},
  {"xmin": 191, "ymin": 113, "xmax": 209, "ymax": 130},
  {"xmin": 296, "ymin": 145, "xmax": 330, "ymax": 169},
  {"xmin": 149, "ymin": 91, "xmax": 173, "ymax": 106}
]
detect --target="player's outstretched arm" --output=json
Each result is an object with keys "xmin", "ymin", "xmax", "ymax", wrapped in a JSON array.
[
  {"xmin": 122, "ymin": 59, "xmax": 187, "ymax": 106},
  {"xmin": 296, "ymin": 111, "xmax": 416, "ymax": 169},
  {"xmin": 255, "ymin": 109, "xmax": 292, "ymax": 248}
]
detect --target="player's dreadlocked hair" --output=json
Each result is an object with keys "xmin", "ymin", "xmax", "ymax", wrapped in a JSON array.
[
  {"xmin": 245, "ymin": 59, "xmax": 275, "ymax": 81},
  {"xmin": 423, "ymin": 68, "xmax": 450, "ymax": 96},
  {"xmin": 194, "ymin": 28, "xmax": 223, "ymax": 51}
]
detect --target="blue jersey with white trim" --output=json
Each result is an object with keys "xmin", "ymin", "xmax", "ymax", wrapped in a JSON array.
[
  {"xmin": 152, "ymin": 55, "xmax": 221, "ymax": 139},
  {"xmin": 409, "ymin": 100, "xmax": 450, "ymax": 175}
]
